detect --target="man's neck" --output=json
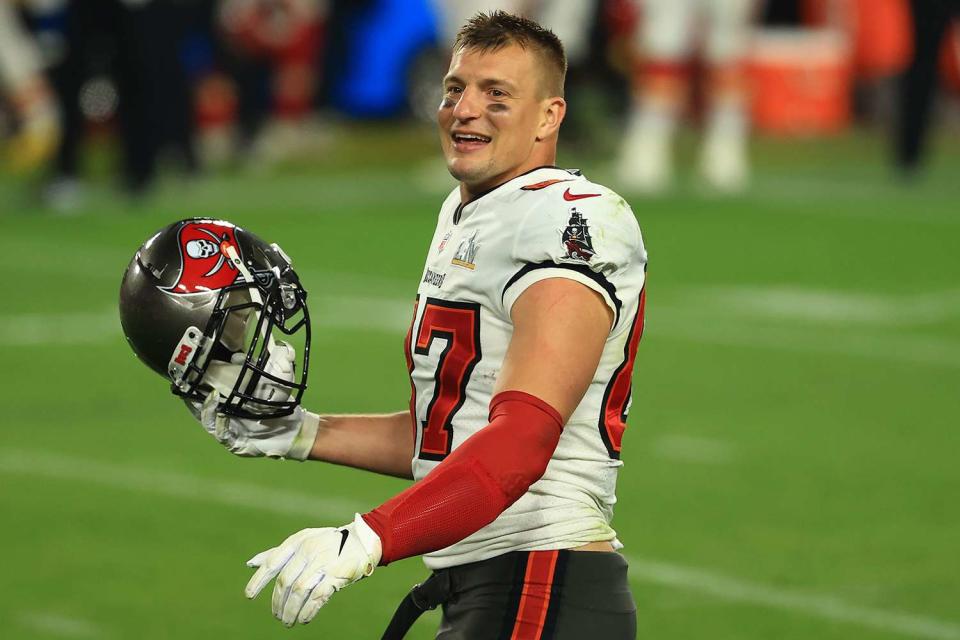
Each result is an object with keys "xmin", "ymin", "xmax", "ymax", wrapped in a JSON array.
[{"xmin": 459, "ymin": 160, "xmax": 557, "ymax": 203}]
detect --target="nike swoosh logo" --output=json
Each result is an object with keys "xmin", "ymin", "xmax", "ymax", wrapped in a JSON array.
[
  {"xmin": 563, "ymin": 188, "xmax": 601, "ymax": 201},
  {"xmin": 338, "ymin": 529, "xmax": 349, "ymax": 555}
]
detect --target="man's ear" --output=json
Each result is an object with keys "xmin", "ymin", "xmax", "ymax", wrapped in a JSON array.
[{"xmin": 536, "ymin": 97, "xmax": 566, "ymax": 141}]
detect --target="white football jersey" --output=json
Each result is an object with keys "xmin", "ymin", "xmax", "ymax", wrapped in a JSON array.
[{"xmin": 405, "ymin": 166, "xmax": 648, "ymax": 570}]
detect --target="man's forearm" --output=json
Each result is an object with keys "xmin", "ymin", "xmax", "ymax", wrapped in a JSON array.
[
  {"xmin": 362, "ymin": 391, "xmax": 563, "ymax": 563},
  {"xmin": 309, "ymin": 411, "xmax": 415, "ymax": 479}
]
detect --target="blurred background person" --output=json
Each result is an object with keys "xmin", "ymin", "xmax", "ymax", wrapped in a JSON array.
[
  {"xmin": 45, "ymin": 0, "xmax": 197, "ymax": 208},
  {"xmin": 0, "ymin": 0, "xmax": 61, "ymax": 175},
  {"xmin": 3, "ymin": 0, "xmax": 957, "ymax": 210},
  {"xmin": 204, "ymin": 0, "xmax": 326, "ymax": 166},
  {"xmin": 617, "ymin": 0, "xmax": 757, "ymax": 193},
  {"xmin": 895, "ymin": 0, "xmax": 960, "ymax": 177}
]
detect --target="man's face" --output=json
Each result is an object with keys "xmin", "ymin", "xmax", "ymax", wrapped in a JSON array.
[{"xmin": 438, "ymin": 44, "xmax": 551, "ymax": 195}]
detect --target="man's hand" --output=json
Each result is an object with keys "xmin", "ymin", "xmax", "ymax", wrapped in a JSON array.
[
  {"xmin": 188, "ymin": 391, "xmax": 320, "ymax": 459},
  {"xmin": 183, "ymin": 341, "xmax": 319, "ymax": 459},
  {"xmin": 244, "ymin": 515, "xmax": 382, "ymax": 626}
]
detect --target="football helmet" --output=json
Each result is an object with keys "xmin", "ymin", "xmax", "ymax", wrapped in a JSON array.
[{"xmin": 119, "ymin": 218, "xmax": 310, "ymax": 418}]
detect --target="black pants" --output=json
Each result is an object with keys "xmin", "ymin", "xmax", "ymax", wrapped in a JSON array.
[
  {"xmin": 385, "ymin": 550, "xmax": 636, "ymax": 640},
  {"xmin": 51, "ymin": 0, "xmax": 197, "ymax": 192},
  {"xmin": 895, "ymin": 0, "xmax": 960, "ymax": 172}
]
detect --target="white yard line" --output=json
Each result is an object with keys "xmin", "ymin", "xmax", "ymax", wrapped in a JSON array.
[
  {"xmin": 0, "ymin": 310, "xmax": 119, "ymax": 346},
  {"xmin": 2, "ymin": 448, "xmax": 958, "ymax": 640},
  {"xmin": 749, "ymin": 178, "xmax": 960, "ymax": 226},
  {"xmin": 4, "ymin": 290, "xmax": 958, "ymax": 371},
  {"xmin": 650, "ymin": 434, "xmax": 737, "ymax": 464},
  {"xmin": 692, "ymin": 285, "xmax": 960, "ymax": 326},
  {"xmin": 656, "ymin": 316, "xmax": 960, "ymax": 369},
  {"xmin": 17, "ymin": 612, "xmax": 106, "ymax": 638},
  {"xmin": 0, "ymin": 449, "xmax": 362, "ymax": 519}
]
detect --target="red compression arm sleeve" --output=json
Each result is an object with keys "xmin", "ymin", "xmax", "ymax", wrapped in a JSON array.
[{"xmin": 361, "ymin": 390, "xmax": 563, "ymax": 564}]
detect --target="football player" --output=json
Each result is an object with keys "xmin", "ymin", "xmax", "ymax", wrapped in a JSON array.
[
  {"xmin": 192, "ymin": 11, "xmax": 647, "ymax": 638},
  {"xmin": 618, "ymin": 0, "xmax": 756, "ymax": 193}
]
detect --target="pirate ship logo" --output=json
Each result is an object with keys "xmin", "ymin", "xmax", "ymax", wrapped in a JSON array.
[
  {"xmin": 164, "ymin": 222, "xmax": 241, "ymax": 294},
  {"xmin": 561, "ymin": 208, "xmax": 595, "ymax": 262}
]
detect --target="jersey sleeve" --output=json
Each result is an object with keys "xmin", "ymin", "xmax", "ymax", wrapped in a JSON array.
[{"xmin": 500, "ymin": 188, "xmax": 646, "ymax": 330}]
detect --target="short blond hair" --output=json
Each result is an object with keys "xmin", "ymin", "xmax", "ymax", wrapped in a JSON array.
[{"xmin": 454, "ymin": 10, "xmax": 567, "ymax": 98}]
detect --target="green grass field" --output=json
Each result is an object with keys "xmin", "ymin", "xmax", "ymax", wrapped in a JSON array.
[{"xmin": 1, "ymin": 125, "xmax": 958, "ymax": 639}]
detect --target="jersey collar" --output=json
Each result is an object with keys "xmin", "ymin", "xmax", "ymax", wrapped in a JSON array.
[{"xmin": 453, "ymin": 166, "xmax": 580, "ymax": 225}]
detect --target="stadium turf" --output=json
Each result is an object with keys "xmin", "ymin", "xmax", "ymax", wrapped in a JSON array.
[{"xmin": 0, "ymin": 126, "xmax": 958, "ymax": 639}]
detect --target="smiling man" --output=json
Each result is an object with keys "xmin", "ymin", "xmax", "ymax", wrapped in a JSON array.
[{"xmin": 191, "ymin": 11, "xmax": 648, "ymax": 639}]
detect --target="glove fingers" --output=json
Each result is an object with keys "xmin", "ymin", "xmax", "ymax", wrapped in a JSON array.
[
  {"xmin": 183, "ymin": 397, "xmax": 202, "ymax": 421},
  {"xmin": 245, "ymin": 550, "xmax": 270, "ymax": 568},
  {"xmin": 200, "ymin": 390, "xmax": 221, "ymax": 420},
  {"xmin": 199, "ymin": 391, "xmax": 222, "ymax": 436},
  {"xmin": 214, "ymin": 413, "xmax": 233, "ymax": 444},
  {"xmin": 296, "ymin": 583, "xmax": 336, "ymax": 625},
  {"xmin": 271, "ymin": 554, "xmax": 310, "ymax": 622},
  {"xmin": 245, "ymin": 525, "xmax": 375, "ymax": 627},
  {"xmin": 245, "ymin": 536, "xmax": 302, "ymax": 599},
  {"xmin": 282, "ymin": 547, "xmax": 345, "ymax": 626},
  {"xmin": 296, "ymin": 599, "xmax": 321, "ymax": 626},
  {"xmin": 280, "ymin": 569, "xmax": 326, "ymax": 627},
  {"xmin": 245, "ymin": 561, "xmax": 280, "ymax": 600},
  {"xmin": 269, "ymin": 340, "xmax": 296, "ymax": 374}
]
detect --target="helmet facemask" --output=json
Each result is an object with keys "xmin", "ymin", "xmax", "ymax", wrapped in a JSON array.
[{"xmin": 168, "ymin": 249, "xmax": 310, "ymax": 419}]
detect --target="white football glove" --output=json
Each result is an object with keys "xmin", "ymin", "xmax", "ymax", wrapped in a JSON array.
[
  {"xmin": 184, "ymin": 341, "xmax": 319, "ymax": 460},
  {"xmin": 244, "ymin": 514, "xmax": 382, "ymax": 626},
  {"xmin": 190, "ymin": 391, "xmax": 320, "ymax": 459}
]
